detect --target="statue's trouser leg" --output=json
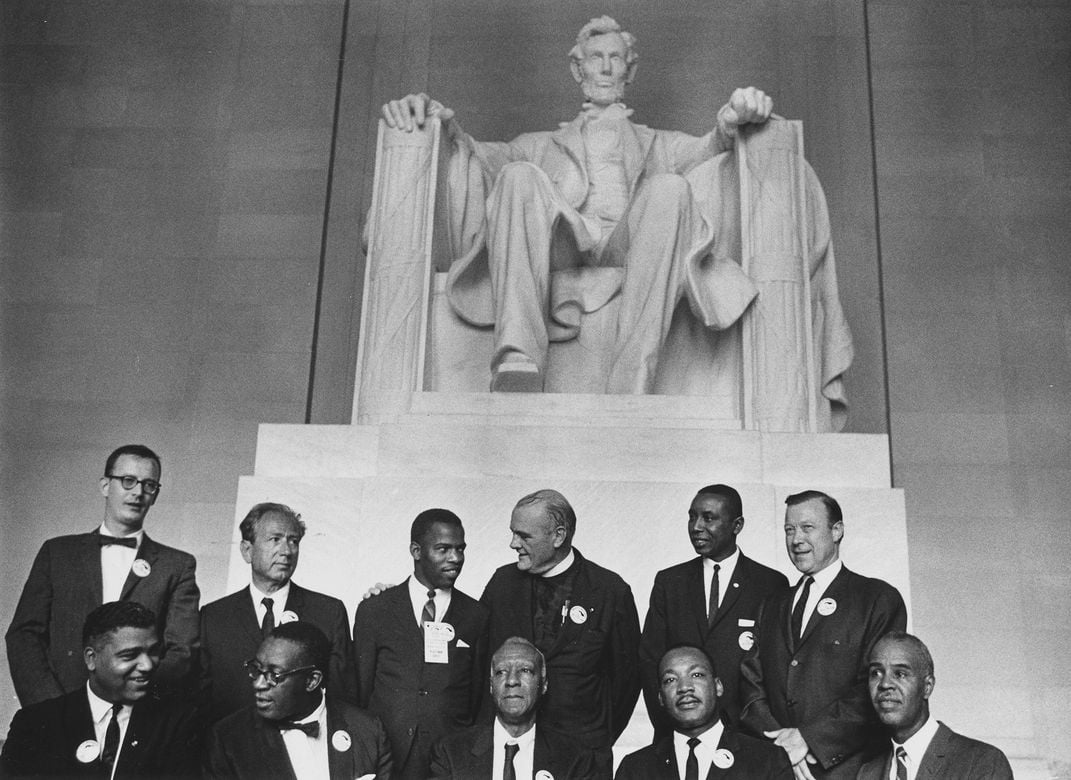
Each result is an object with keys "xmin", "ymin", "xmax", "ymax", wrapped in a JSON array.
[
  {"xmin": 606, "ymin": 173, "xmax": 695, "ymax": 394},
  {"xmin": 486, "ymin": 162, "xmax": 572, "ymax": 375}
]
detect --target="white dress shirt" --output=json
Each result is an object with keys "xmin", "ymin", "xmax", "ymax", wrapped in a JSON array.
[
  {"xmin": 887, "ymin": 716, "xmax": 939, "ymax": 780},
  {"xmin": 672, "ymin": 719, "xmax": 725, "ymax": 780},
  {"xmin": 704, "ymin": 547, "xmax": 740, "ymax": 612},
  {"xmin": 86, "ymin": 683, "xmax": 131, "ymax": 780},
  {"xmin": 791, "ymin": 559, "xmax": 843, "ymax": 632},
  {"xmin": 250, "ymin": 581, "xmax": 291, "ymax": 627},
  {"xmin": 279, "ymin": 695, "xmax": 329, "ymax": 780},
  {"xmin": 407, "ymin": 575, "xmax": 453, "ymax": 626},
  {"xmin": 540, "ymin": 549, "xmax": 575, "ymax": 579},
  {"xmin": 491, "ymin": 718, "xmax": 536, "ymax": 780},
  {"xmin": 99, "ymin": 524, "xmax": 143, "ymax": 603}
]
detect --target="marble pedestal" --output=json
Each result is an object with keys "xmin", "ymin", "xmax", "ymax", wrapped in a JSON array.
[{"xmin": 227, "ymin": 391, "xmax": 909, "ymax": 755}]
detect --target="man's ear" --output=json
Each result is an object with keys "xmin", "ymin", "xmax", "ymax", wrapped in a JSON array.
[
  {"xmin": 240, "ymin": 540, "xmax": 253, "ymax": 565},
  {"xmin": 410, "ymin": 541, "xmax": 421, "ymax": 562},
  {"xmin": 99, "ymin": 477, "xmax": 110, "ymax": 498},
  {"xmin": 923, "ymin": 673, "xmax": 935, "ymax": 700},
  {"xmin": 732, "ymin": 515, "xmax": 745, "ymax": 536},
  {"xmin": 305, "ymin": 670, "xmax": 324, "ymax": 693},
  {"xmin": 831, "ymin": 521, "xmax": 844, "ymax": 544},
  {"xmin": 625, "ymin": 60, "xmax": 638, "ymax": 85},
  {"xmin": 551, "ymin": 525, "xmax": 568, "ymax": 550},
  {"xmin": 570, "ymin": 59, "xmax": 583, "ymax": 85},
  {"xmin": 84, "ymin": 646, "xmax": 97, "ymax": 672}
]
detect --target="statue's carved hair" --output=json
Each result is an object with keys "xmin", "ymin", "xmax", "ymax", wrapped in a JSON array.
[{"xmin": 569, "ymin": 15, "xmax": 638, "ymax": 66}]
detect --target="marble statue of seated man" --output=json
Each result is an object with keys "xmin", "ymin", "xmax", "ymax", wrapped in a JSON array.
[{"xmin": 383, "ymin": 15, "xmax": 773, "ymax": 394}]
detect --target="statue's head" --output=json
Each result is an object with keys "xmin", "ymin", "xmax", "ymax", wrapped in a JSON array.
[{"xmin": 569, "ymin": 16, "xmax": 638, "ymax": 107}]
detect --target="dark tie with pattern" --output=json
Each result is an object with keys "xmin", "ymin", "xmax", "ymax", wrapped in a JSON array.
[
  {"xmin": 684, "ymin": 736, "xmax": 700, "ymax": 780},
  {"xmin": 707, "ymin": 563, "xmax": 721, "ymax": 626},
  {"xmin": 791, "ymin": 576, "xmax": 813, "ymax": 640},
  {"xmin": 895, "ymin": 745, "xmax": 908, "ymax": 780},
  {"xmin": 261, "ymin": 597, "xmax": 275, "ymax": 638},
  {"xmin": 100, "ymin": 703, "xmax": 122, "ymax": 771},
  {"xmin": 422, "ymin": 589, "xmax": 436, "ymax": 624},
  {"xmin": 503, "ymin": 741, "xmax": 519, "ymax": 780}
]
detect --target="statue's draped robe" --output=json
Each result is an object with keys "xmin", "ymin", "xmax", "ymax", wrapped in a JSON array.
[{"xmin": 435, "ymin": 112, "xmax": 853, "ymax": 428}]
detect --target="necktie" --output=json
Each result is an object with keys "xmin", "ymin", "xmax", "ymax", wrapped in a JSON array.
[
  {"xmin": 895, "ymin": 745, "xmax": 908, "ymax": 780},
  {"xmin": 791, "ymin": 576, "xmax": 813, "ymax": 640},
  {"xmin": 707, "ymin": 563, "xmax": 721, "ymax": 626},
  {"xmin": 684, "ymin": 736, "xmax": 700, "ymax": 780},
  {"xmin": 100, "ymin": 703, "xmax": 122, "ymax": 771},
  {"xmin": 279, "ymin": 720, "xmax": 320, "ymax": 738},
  {"xmin": 261, "ymin": 597, "xmax": 275, "ymax": 638},
  {"xmin": 422, "ymin": 589, "xmax": 436, "ymax": 624},
  {"xmin": 99, "ymin": 536, "xmax": 137, "ymax": 548},
  {"xmin": 503, "ymin": 741, "xmax": 519, "ymax": 780}
]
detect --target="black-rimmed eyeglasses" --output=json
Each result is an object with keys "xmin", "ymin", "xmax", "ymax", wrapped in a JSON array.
[
  {"xmin": 106, "ymin": 475, "xmax": 161, "ymax": 495},
  {"xmin": 243, "ymin": 660, "xmax": 316, "ymax": 687}
]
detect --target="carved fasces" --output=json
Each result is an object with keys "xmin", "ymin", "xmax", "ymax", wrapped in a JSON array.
[{"xmin": 354, "ymin": 118, "xmax": 443, "ymax": 423}]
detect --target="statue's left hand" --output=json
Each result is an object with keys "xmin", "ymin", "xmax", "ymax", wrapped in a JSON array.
[{"xmin": 717, "ymin": 86, "xmax": 773, "ymax": 137}]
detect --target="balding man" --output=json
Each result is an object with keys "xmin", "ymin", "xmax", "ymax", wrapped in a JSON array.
[
  {"xmin": 740, "ymin": 490, "xmax": 907, "ymax": 779},
  {"xmin": 859, "ymin": 632, "xmax": 1012, "ymax": 780},
  {"xmin": 480, "ymin": 489, "xmax": 641, "ymax": 776}
]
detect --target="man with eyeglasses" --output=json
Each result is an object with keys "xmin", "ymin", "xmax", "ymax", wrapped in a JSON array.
[
  {"xmin": 6, "ymin": 444, "xmax": 200, "ymax": 706},
  {"xmin": 201, "ymin": 502, "xmax": 357, "ymax": 722},
  {"xmin": 1, "ymin": 601, "xmax": 202, "ymax": 778},
  {"xmin": 206, "ymin": 621, "xmax": 392, "ymax": 780}
]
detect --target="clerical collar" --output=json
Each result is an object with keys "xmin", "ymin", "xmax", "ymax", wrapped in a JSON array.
[
  {"xmin": 541, "ymin": 549, "xmax": 576, "ymax": 578},
  {"xmin": 581, "ymin": 102, "xmax": 633, "ymax": 121}
]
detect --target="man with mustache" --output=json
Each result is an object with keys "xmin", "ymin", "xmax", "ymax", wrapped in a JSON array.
[
  {"xmin": 859, "ymin": 632, "xmax": 1012, "ymax": 780},
  {"xmin": 739, "ymin": 491, "xmax": 908, "ymax": 779},
  {"xmin": 616, "ymin": 645, "xmax": 791, "ymax": 779},
  {"xmin": 7, "ymin": 444, "xmax": 200, "ymax": 705},
  {"xmin": 205, "ymin": 621, "xmax": 391, "ymax": 780},
  {"xmin": 429, "ymin": 636, "xmax": 595, "ymax": 779},
  {"xmin": 201, "ymin": 502, "xmax": 356, "ymax": 721},
  {"xmin": 640, "ymin": 484, "xmax": 789, "ymax": 734},
  {"xmin": 1, "ymin": 601, "xmax": 201, "ymax": 777},
  {"xmin": 353, "ymin": 508, "xmax": 489, "ymax": 780},
  {"xmin": 382, "ymin": 16, "xmax": 778, "ymax": 394}
]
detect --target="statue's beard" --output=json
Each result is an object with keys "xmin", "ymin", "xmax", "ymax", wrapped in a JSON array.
[{"xmin": 580, "ymin": 78, "xmax": 626, "ymax": 106}]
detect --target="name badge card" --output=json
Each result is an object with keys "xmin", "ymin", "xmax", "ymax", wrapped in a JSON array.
[{"xmin": 424, "ymin": 621, "xmax": 454, "ymax": 663}]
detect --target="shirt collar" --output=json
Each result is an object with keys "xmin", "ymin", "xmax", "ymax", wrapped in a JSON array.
[
  {"xmin": 896, "ymin": 715, "xmax": 939, "ymax": 763},
  {"xmin": 541, "ymin": 548, "xmax": 576, "ymax": 578},
  {"xmin": 804, "ymin": 558, "xmax": 843, "ymax": 592},
  {"xmin": 250, "ymin": 580, "xmax": 291, "ymax": 606},
  {"xmin": 291, "ymin": 693, "xmax": 327, "ymax": 727},
  {"xmin": 704, "ymin": 546, "xmax": 740, "ymax": 581},
  {"xmin": 98, "ymin": 524, "xmax": 144, "ymax": 544},
  {"xmin": 494, "ymin": 717, "xmax": 537, "ymax": 747},
  {"xmin": 86, "ymin": 682, "xmax": 125, "ymax": 724},
  {"xmin": 408, "ymin": 574, "xmax": 452, "ymax": 601}
]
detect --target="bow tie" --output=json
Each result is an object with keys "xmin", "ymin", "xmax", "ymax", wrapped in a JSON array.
[
  {"xmin": 98, "ymin": 536, "xmax": 137, "ymax": 548},
  {"xmin": 277, "ymin": 720, "xmax": 319, "ymax": 738}
]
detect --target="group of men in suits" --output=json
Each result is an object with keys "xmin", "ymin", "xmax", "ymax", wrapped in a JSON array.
[{"xmin": 2, "ymin": 443, "xmax": 1015, "ymax": 779}]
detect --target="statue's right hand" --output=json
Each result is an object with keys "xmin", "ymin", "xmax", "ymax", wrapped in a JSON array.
[
  {"xmin": 360, "ymin": 582, "xmax": 396, "ymax": 600},
  {"xmin": 381, "ymin": 93, "xmax": 454, "ymax": 131}
]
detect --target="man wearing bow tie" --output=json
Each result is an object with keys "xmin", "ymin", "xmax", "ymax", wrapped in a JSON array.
[
  {"xmin": 6, "ymin": 444, "xmax": 200, "ymax": 705},
  {"xmin": 382, "ymin": 15, "xmax": 772, "ymax": 394},
  {"xmin": 200, "ymin": 502, "xmax": 356, "ymax": 722},
  {"xmin": 0, "ymin": 601, "xmax": 202, "ymax": 778},
  {"xmin": 739, "ymin": 491, "xmax": 907, "ymax": 780},
  {"xmin": 616, "ymin": 645, "xmax": 790, "ymax": 779},
  {"xmin": 205, "ymin": 621, "xmax": 391, "ymax": 780}
]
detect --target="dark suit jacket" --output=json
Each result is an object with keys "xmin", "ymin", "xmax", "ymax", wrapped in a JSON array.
[
  {"xmin": 639, "ymin": 553, "xmax": 789, "ymax": 732},
  {"xmin": 429, "ymin": 723, "xmax": 597, "ymax": 779},
  {"xmin": 480, "ymin": 549, "xmax": 641, "ymax": 752},
  {"xmin": 615, "ymin": 722, "xmax": 792, "ymax": 779},
  {"xmin": 352, "ymin": 580, "xmax": 489, "ymax": 780},
  {"xmin": 739, "ymin": 565, "xmax": 907, "ymax": 779},
  {"xmin": 856, "ymin": 723, "xmax": 1014, "ymax": 780},
  {"xmin": 5, "ymin": 531, "xmax": 200, "ymax": 705},
  {"xmin": 0, "ymin": 687, "xmax": 201, "ymax": 778},
  {"xmin": 200, "ymin": 582, "xmax": 357, "ymax": 721},
  {"xmin": 204, "ymin": 696, "xmax": 391, "ymax": 780}
]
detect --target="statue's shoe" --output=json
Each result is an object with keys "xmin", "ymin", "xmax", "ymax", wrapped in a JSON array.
[{"xmin": 491, "ymin": 358, "xmax": 543, "ymax": 392}]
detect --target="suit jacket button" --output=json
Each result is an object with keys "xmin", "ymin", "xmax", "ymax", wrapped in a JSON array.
[
  {"xmin": 407, "ymin": 728, "xmax": 414, "ymax": 735},
  {"xmin": 790, "ymin": 659, "xmax": 799, "ymax": 667},
  {"xmin": 418, "ymin": 689, "xmax": 428, "ymax": 696}
]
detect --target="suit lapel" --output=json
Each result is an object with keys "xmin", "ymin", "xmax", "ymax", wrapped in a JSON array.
[
  {"xmin": 544, "ymin": 553, "xmax": 599, "ymax": 660},
  {"xmin": 253, "ymin": 712, "xmax": 298, "ymax": 780},
  {"xmin": 236, "ymin": 587, "xmax": 266, "ymax": 649},
  {"xmin": 469, "ymin": 726, "xmax": 495, "ymax": 779},
  {"xmin": 652, "ymin": 735, "xmax": 679, "ymax": 778},
  {"xmin": 689, "ymin": 559, "xmax": 711, "ymax": 638},
  {"xmin": 284, "ymin": 583, "xmax": 306, "ymax": 620},
  {"xmin": 710, "ymin": 558, "xmax": 745, "ymax": 632},
  {"xmin": 917, "ymin": 723, "xmax": 952, "ymax": 778},
  {"xmin": 63, "ymin": 690, "xmax": 98, "ymax": 770},
  {"xmin": 85, "ymin": 531, "xmax": 105, "ymax": 606},
  {"xmin": 797, "ymin": 567, "xmax": 849, "ymax": 649},
  {"xmin": 325, "ymin": 699, "xmax": 351, "ymax": 780},
  {"xmin": 621, "ymin": 120, "xmax": 656, "ymax": 194},
  {"xmin": 552, "ymin": 116, "xmax": 587, "ymax": 184},
  {"xmin": 119, "ymin": 534, "xmax": 157, "ymax": 601}
]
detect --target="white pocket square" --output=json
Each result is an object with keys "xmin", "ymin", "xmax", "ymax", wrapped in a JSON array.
[
  {"xmin": 356, "ymin": 775, "xmax": 375, "ymax": 780},
  {"xmin": 738, "ymin": 618, "xmax": 755, "ymax": 627},
  {"xmin": 457, "ymin": 639, "xmax": 470, "ymax": 648}
]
